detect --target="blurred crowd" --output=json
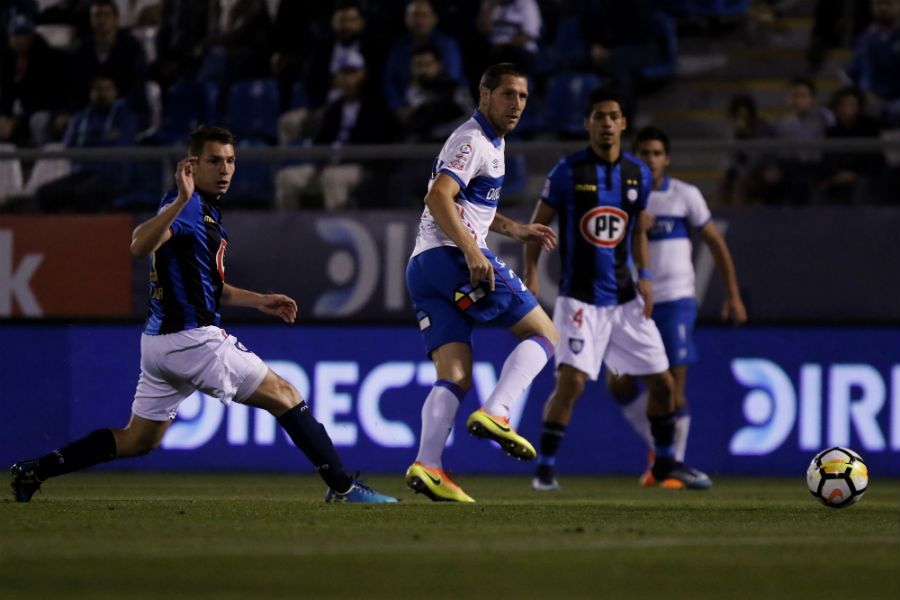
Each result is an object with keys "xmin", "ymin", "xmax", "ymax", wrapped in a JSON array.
[{"xmin": 0, "ymin": 0, "xmax": 897, "ymax": 211}]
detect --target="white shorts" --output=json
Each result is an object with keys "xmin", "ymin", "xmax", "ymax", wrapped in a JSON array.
[
  {"xmin": 132, "ymin": 326, "xmax": 269, "ymax": 421},
  {"xmin": 553, "ymin": 296, "xmax": 669, "ymax": 380}
]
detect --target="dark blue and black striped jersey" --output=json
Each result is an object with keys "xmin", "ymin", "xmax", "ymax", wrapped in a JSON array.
[
  {"xmin": 143, "ymin": 189, "xmax": 228, "ymax": 335},
  {"xmin": 541, "ymin": 149, "xmax": 651, "ymax": 306}
]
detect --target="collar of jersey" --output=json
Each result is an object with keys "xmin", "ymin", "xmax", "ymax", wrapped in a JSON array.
[
  {"xmin": 586, "ymin": 145, "xmax": 622, "ymax": 168},
  {"xmin": 658, "ymin": 175, "xmax": 671, "ymax": 192},
  {"xmin": 472, "ymin": 111, "xmax": 502, "ymax": 148}
]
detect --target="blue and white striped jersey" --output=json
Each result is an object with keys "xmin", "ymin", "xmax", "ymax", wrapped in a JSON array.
[
  {"xmin": 144, "ymin": 190, "xmax": 228, "ymax": 335},
  {"xmin": 411, "ymin": 111, "xmax": 506, "ymax": 258},
  {"xmin": 646, "ymin": 176, "xmax": 712, "ymax": 303}
]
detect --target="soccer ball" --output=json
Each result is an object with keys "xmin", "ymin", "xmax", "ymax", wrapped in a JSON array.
[{"xmin": 806, "ymin": 447, "xmax": 868, "ymax": 508}]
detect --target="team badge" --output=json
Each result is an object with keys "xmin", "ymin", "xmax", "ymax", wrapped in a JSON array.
[
  {"xmin": 569, "ymin": 338, "xmax": 584, "ymax": 354},
  {"xmin": 459, "ymin": 143, "xmax": 472, "ymax": 154},
  {"xmin": 235, "ymin": 340, "xmax": 250, "ymax": 352},
  {"xmin": 454, "ymin": 283, "xmax": 485, "ymax": 310},
  {"xmin": 579, "ymin": 206, "xmax": 629, "ymax": 248},
  {"xmin": 416, "ymin": 309, "xmax": 431, "ymax": 331},
  {"xmin": 627, "ymin": 188, "xmax": 638, "ymax": 202}
]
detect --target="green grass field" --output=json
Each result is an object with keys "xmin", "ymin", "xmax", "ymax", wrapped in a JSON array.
[{"xmin": 2, "ymin": 473, "xmax": 898, "ymax": 599}]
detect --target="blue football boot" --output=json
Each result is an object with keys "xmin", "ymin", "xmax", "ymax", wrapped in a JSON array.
[{"xmin": 325, "ymin": 478, "xmax": 398, "ymax": 503}]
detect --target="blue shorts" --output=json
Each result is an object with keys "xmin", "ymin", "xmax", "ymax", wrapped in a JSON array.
[
  {"xmin": 652, "ymin": 298, "xmax": 698, "ymax": 366},
  {"xmin": 407, "ymin": 246, "xmax": 539, "ymax": 355}
]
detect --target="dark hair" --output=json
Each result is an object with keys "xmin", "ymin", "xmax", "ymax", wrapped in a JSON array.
[
  {"xmin": 728, "ymin": 94, "xmax": 758, "ymax": 119},
  {"xmin": 188, "ymin": 125, "xmax": 235, "ymax": 157},
  {"xmin": 91, "ymin": 0, "xmax": 119, "ymax": 14},
  {"xmin": 334, "ymin": 0, "xmax": 362, "ymax": 14},
  {"xmin": 830, "ymin": 85, "xmax": 865, "ymax": 110},
  {"xmin": 633, "ymin": 126, "xmax": 670, "ymax": 154},
  {"xmin": 479, "ymin": 63, "xmax": 527, "ymax": 91},
  {"xmin": 789, "ymin": 75, "xmax": 816, "ymax": 94},
  {"xmin": 412, "ymin": 41, "xmax": 440, "ymax": 60},
  {"xmin": 584, "ymin": 87, "xmax": 624, "ymax": 118}
]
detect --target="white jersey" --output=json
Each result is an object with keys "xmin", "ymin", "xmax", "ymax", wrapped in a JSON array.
[
  {"xmin": 411, "ymin": 112, "xmax": 506, "ymax": 258},
  {"xmin": 645, "ymin": 177, "xmax": 712, "ymax": 303}
]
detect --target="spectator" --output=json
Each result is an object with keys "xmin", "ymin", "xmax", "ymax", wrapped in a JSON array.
[
  {"xmin": 153, "ymin": 0, "xmax": 210, "ymax": 88},
  {"xmin": 772, "ymin": 76, "xmax": 834, "ymax": 204},
  {"xmin": 816, "ymin": 85, "xmax": 885, "ymax": 203},
  {"xmin": 401, "ymin": 43, "xmax": 472, "ymax": 142},
  {"xmin": 304, "ymin": 1, "xmax": 385, "ymax": 109},
  {"xmin": 476, "ymin": 0, "xmax": 542, "ymax": 75},
  {"xmin": 721, "ymin": 94, "xmax": 778, "ymax": 205},
  {"xmin": 0, "ymin": 14, "xmax": 72, "ymax": 146},
  {"xmin": 578, "ymin": 0, "xmax": 674, "ymax": 118},
  {"xmin": 196, "ymin": 0, "xmax": 272, "ymax": 87},
  {"xmin": 269, "ymin": 0, "xmax": 332, "ymax": 110},
  {"xmin": 846, "ymin": 0, "xmax": 900, "ymax": 124},
  {"xmin": 384, "ymin": 0, "xmax": 464, "ymax": 115},
  {"xmin": 71, "ymin": 0, "xmax": 150, "ymax": 130},
  {"xmin": 37, "ymin": 75, "xmax": 138, "ymax": 212},
  {"xmin": 807, "ymin": 0, "xmax": 871, "ymax": 72},
  {"xmin": 275, "ymin": 51, "xmax": 395, "ymax": 210}
]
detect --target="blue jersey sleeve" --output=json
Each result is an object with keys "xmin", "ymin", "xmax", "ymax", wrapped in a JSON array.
[
  {"xmin": 158, "ymin": 190, "xmax": 199, "ymax": 237},
  {"xmin": 540, "ymin": 160, "xmax": 569, "ymax": 209}
]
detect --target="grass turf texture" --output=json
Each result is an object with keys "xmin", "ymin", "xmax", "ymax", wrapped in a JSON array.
[{"xmin": 2, "ymin": 474, "xmax": 898, "ymax": 599}]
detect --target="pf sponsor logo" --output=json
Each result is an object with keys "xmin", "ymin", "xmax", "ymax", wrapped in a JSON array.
[{"xmin": 579, "ymin": 207, "xmax": 628, "ymax": 248}]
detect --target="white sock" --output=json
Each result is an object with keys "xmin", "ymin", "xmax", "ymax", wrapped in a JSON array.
[
  {"xmin": 674, "ymin": 414, "xmax": 691, "ymax": 463},
  {"xmin": 415, "ymin": 381, "xmax": 464, "ymax": 469},
  {"xmin": 482, "ymin": 336, "xmax": 553, "ymax": 417},
  {"xmin": 620, "ymin": 390, "xmax": 655, "ymax": 450}
]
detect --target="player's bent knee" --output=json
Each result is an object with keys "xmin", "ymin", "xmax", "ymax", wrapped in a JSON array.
[
  {"xmin": 643, "ymin": 371, "xmax": 674, "ymax": 396},
  {"xmin": 607, "ymin": 374, "xmax": 638, "ymax": 403}
]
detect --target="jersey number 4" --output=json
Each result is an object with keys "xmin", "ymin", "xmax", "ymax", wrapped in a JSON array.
[{"xmin": 573, "ymin": 308, "xmax": 584, "ymax": 328}]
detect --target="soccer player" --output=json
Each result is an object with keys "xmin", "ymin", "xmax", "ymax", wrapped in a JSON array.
[
  {"xmin": 523, "ymin": 89, "xmax": 711, "ymax": 492},
  {"xmin": 606, "ymin": 126, "xmax": 747, "ymax": 486},
  {"xmin": 405, "ymin": 63, "xmax": 558, "ymax": 502},
  {"xmin": 10, "ymin": 125, "xmax": 396, "ymax": 504}
]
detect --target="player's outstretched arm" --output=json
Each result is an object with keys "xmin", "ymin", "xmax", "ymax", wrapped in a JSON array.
[
  {"xmin": 699, "ymin": 221, "xmax": 747, "ymax": 324},
  {"xmin": 425, "ymin": 173, "xmax": 495, "ymax": 290},
  {"xmin": 632, "ymin": 210, "xmax": 654, "ymax": 318},
  {"xmin": 490, "ymin": 210, "xmax": 556, "ymax": 250},
  {"xmin": 221, "ymin": 283, "xmax": 298, "ymax": 323},
  {"xmin": 130, "ymin": 157, "xmax": 196, "ymax": 258},
  {"xmin": 521, "ymin": 200, "xmax": 557, "ymax": 295}
]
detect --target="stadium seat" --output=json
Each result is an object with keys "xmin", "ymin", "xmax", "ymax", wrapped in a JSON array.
[
  {"xmin": 157, "ymin": 78, "xmax": 219, "ymax": 145},
  {"xmin": 665, "ymin": 0, "xmax": 750, "ymax": 17},
  {"xmin": 23, "ymin": 143, "xmax": 70, "ymax": 196},
  {"xmin": 545, "ymin": 72, "xmax": 603, "ymax": 138},
  {"xmin": 0, "ymin": 144, "xmax": 24, "ymax": 206},
  {"xmin": 224, "ymin": 78, "xmax": 280, "ymax": 144},
  {"xmin": 503, "ymin": 153, "xmax": 527, "ymax": 196},
  {"xmin": 224, "ymin": 141, "xmax": 274, "ymax": 209},
  {"xmin": 640, "ymin": 13, "xmax": 679, "ymax": 81},
  {"xmin": 290, "ymin": 81, "xmax": 310, "ymax": 110}
]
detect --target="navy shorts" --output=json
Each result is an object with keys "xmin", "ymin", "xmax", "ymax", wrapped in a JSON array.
[
  {"xmin": 652, "ymin": 298, "xmax": 698, "ymax": 366},
  {"xmin": 406, "ymin": 246, "xmax": 539, "ymax": 355}
]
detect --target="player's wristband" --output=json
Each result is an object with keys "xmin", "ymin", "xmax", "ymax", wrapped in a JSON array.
[{"xmin": 638, "ymin": 268, "xmax": 653, "ymax": 281}]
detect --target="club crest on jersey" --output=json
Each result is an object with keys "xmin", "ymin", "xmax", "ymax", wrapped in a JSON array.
[
  {"xmin": 234, "ymin": 340, "xmax": 250, "ymax": 352},
  {"xmin": 579, "ymin": 206, "xmax": 629, "ymax": 247},
  {"xmin": 625, "ymin": 178, "xmax": 640, "ymax": 203},
  {"xmin": 454, "ymin": 283, "xmax": 485, "ymax": 310},
  {"xmin": 459, "ymin": 143, "xmax": 472, "ymax": 154},
  {"xmin": 569, "ymin": 338, "xmax": 584, "ymax": 354}
]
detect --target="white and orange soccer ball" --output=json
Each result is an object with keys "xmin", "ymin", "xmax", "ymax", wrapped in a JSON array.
[{"xmin": 806, "ymin": 447, "xmax": 868, "ymax": 508}]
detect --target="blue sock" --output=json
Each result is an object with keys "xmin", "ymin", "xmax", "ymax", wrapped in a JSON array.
[{"xmin": 278, "ymin": 402, "xmax": 353, "ymax": 493}]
